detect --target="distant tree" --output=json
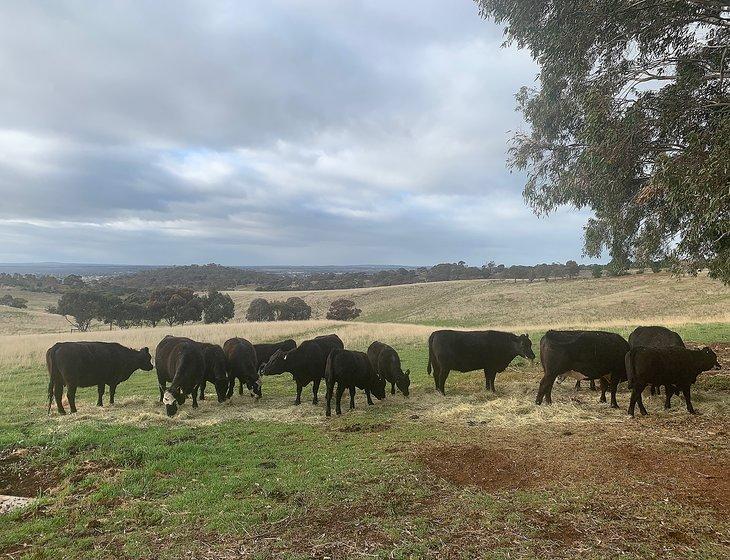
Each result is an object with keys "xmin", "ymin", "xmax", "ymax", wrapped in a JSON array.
[
  {"xmin": 246, "ymin": 298, "xmax": 274, "ymax": 322},
  {"xmin": 62, "ymin": 274, "xmax": 85, "ymax": 289},
  {"xmin": 146, "ymin": 288, "xmax": 203, "ymax": 326},
  {"xmin": 285, "ymin": 297, "xmax": 311, "ymax": 320},
  {"xmin": 565, "ymin": 260, "xmax": 579, "ymax": 279},
  {"xmin": 53, "ymin": 290, "xmax": 104, "ymax": 331},
  {"xmin": 604, "ymin": 261, "xmax": 627, "ymax": 277},
  {"xmin": 0, "ymin": 295, "xmax": 28, "ymax": 308},
  {"xmin": 591, "ymin": 265, "xmax": 603, "ymax": 279},
  {"xmin": 202, "ymin": 290, "xmax": 235, "ymax": 324},
  {"xmin": 326, "ymin": 298, "xmax": 361, "ymax": 321},
  {"xmin": 650, "ymin": 261, "xmax": 663, "ymax": 274}
]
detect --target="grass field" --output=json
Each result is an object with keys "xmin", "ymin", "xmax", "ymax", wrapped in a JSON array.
[{"xmin": 1, "ymin": 276, "xmax": 729, "ymax": 558}]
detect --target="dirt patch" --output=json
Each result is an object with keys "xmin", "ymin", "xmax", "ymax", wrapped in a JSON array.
[
  {"xmin": 336, "ymin": 422, "xmax": 390, "ymax": 433},
  {"xmin": 416, "ymin": 424, "xmax": 730, "ymax": 514},
  {"xmin": 0, "ymin": 448, "xmax": 58, "ymax": 497}
]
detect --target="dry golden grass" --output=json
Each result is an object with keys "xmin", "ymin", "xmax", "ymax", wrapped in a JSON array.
[{"xmin": 227, "ymin": 271, "xmax": 730, "ymax": 326}]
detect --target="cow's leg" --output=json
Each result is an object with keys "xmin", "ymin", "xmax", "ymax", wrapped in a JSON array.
[
  {"xmin": 54, "ymin": 383, "xmax": 66, "ymax": 414},
  {"xmin": 574, "ymin": 380, "xmax": 581, "ymax": 391},
  {"xmin": 349, "ymin": 385, "xmax": 356, "ymax": 409},
  {"xmin": 489, "ymin": 372, "xmax": 497, "ymax": 393},
  {"xmin": 664, "ymin": 389, "xmax": 673, "ymax": 410},
  {"xmin": 158, "ymin": 383, "xmax": 165, "ymax": 403},
  {"xmin": 536, "ymin": 374, "xmax": 555, "ymax": 405},
  {"xmin": 226, "ymin": 377, "xmax": 235, "ymax": 399},
  {"xmin": 599, "ymin": 377, "xmax": 608, "ymax": 403},
  {"xmin": 650, "ymin": 384, "xmax": 656, "ymax": 396},
  {"xmin": 109, "ymin": 384, "xmax": 116, "ymax": 405},
  {"xmin": 628, "ymin": 388, "xmax": 639, "ymax": 417},
  {"xmin": 365, "ymin": 388, "xmax": 374, "ymax": 405},
  {"xmin": 239, "ymin": 378, "xmax": 244, "ymax": 395},
  {"xmin": 484, "ymin": 369, "xmax": 490, "ymax": 391},
  {"xmin": 325, "ymin": 380, "xmax": 334, "ymax": 417},
  {"xmin": 312, "ymin": 378, "xmax": 321, "ymax": 404},
  {"xmin": 294, "ymin": 382, "xmax": 303, "ymax": 405},
  {"xmin": 391, "ymin": 382, "xmax": 396, "ymax": 395},
  {"xmin": 199, "ymin": 381, "xmax": 206, "ymax": 400},
  {"xmin": 439, "ymin": 369, "xmax": 450, "ymax": 395},
  {"xmin": 432, "ymin": 365, "xmax": 442, "ymax": 392},
  {"xmin": 96, "ymin": 384, "xmax": 105, "ymax": 407},
  {"xmin": 635, "ymin": 386, "xmax": 648, "ymax": 415},
  {"xmin": 682, "ymin": 386, "xmax": 697, "ymax": 414},
  {"xmin": 192, "ymin": 387, "xmax": 199, "ymax": 409},
  {"xmin": 335, "ymin": 382, "xmax": 345, "ymax": 415},
  {"xmin": 609, "ymin": 375, "xmax": 620, "ymax": 408},
  {"xmin": 589, "ymin": 379, "xmax": 596, "ymax": 391},
  {"xmin": 67, "ymin": 385, "xmax": 78, "ymax": 413}
]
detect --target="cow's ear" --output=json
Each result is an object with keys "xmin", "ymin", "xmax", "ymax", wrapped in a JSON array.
[{"xmin": 404, "ymin": 369, "xmax": 410, "ymax": 376}]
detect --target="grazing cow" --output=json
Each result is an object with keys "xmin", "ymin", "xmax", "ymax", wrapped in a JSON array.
[
  {"xmin": 46, "ymin": 342, "xmax": 153, "ymax": 414},
  {"xmin": 260, "ymin": 339, "xmax": 331, "ymax": 405},
  {"xmin": 367, "ymin": 341, "xmax": 410, "ymax": 396},
  {"xmin": 325, "ymin": 348, "xmax": 386, "ymax": 416},
  {"xmin": 626, "ymin": 346, "xmax": 721, "ymax": 416},
  {"xmin": 427, "ymin": 330, "xmax": 535, "ymax": 395},
  {"xmin": 223, "ymin": 337, "xmax": 262, "ymax": 399},
  {"xmin": 537, "ymin": 330, "xmax": 629, "ymax": 408},
  {"xmin": 253, "ymin": 339, "xmax": 297, "ymax": 370},
  {"xmin": 628, "ymin": 326, "xmax": 685, "ymax": 396},
  {"xmin": 155, "ymin": 335, "xmax": 206, "ymax": 416},
  {"xmin": 197, "ymin": 343, "xmax": 230, "ymax": 403}
]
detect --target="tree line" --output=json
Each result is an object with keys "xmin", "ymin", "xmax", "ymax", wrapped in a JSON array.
[{"xmin": 47, "ymin": 288, "xmax": 235, "ymax": 332}]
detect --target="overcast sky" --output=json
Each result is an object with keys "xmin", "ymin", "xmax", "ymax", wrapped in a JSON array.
[{"xmin": 0, "ymin": 0, "xmax": 594, "ymax": 267}]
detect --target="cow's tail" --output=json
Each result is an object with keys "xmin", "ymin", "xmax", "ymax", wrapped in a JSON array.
[
  {"xmin": 426, "ymin": 332, "xmax": 434, "ymax": 376},
  {"xmin": 46, "ymin": 344, "xmax": 59, "ymax": 414},
  {"xmin": 324, "ymin": 348, "xmax": 337, "ymax": 384},
  {"xmin": 624, "ymin": 348, "xmax": 635, "ymax": 389}
]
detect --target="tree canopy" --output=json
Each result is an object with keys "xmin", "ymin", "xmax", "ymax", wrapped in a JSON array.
[{"xmin": 477, "ymin": 0, "xmax": 729, "ymax": 282}]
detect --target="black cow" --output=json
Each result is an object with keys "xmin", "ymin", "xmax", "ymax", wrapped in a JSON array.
[
  {"xmin": 253, "ymin": 339, "xmax": 297, "ymax": 370},
  {"xmin": 196, "ymin": 343, "xmax": 229, "ymax": 402},
  {"xmin": 628, "ymin": 326, "xmax": 685, "ymax": 396},
  {"xmin": 46, "ymin": 342, "xmax": 153, "ymax": 414},
  {"xmin": 314, "ymin": 333, "xmax": 345, "ymax": 354},
  {"xmin": 260, "ymin": 339, "xmax": 330, "ymax": 405},
  {"xmin": 367, "ymin": 341, "xmax": 410, "ymax": 396},
  {"xmin": 626, "ymin": 346, "xmax": 721, "ymax": 416},
  {"xmin": 223, "ymin": 337, "xmax": 261, "ymax": 399},
  {"xmin": 427, "ymin": 330, "xmax": 535, "ymax": 395},
  {"xmin": 325, "ymin": 348, "xmax": 386, "ymax": 416},
  {"xmin": 537, "ymin": 330, "xmax": 629, "ymax": 408},
  {"xmin": 155, "ymin": 335, "xmax": 206, "ymax": 416}
]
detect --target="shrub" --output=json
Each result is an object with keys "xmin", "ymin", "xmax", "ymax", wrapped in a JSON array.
[
  {"xmin": 202, "ymin": 290, "xmax": 235, "ymax": 324},
  {"xmin": 246, "ymin": 298, "xmax": 274, "ymax": 322},
  {"xmin": 591, "ymin": 265, "xmax": 603, "ymax": 278}
]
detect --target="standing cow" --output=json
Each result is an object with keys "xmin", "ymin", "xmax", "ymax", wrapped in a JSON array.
[
  {"xmin": 46, "ymin": 342, "xmax": 154, "ymax": 414},
  {"xmin": 259, "ymin": 339, "xmax": 331, "ymax": 405},
  {"xmin": 427, "ymin": 330, "xmax": 535, "ymax": 395},
  {"xmin": 626, "ymin": 346, "xmax": 721, "ymax": 416},
  {"xmin": 628, "ymin": 325, "xmax": 685, "ymax": 396},
  {"xmin": 536, "ymin": 330, "xmax": 629, "ymax": 408},
  {"xmin": 223, "ymin": 337, "xmax": 262, "ymax": 399},
  {"xmin": 325, "ymin": 348, "xmax": 386, "ymax": 416},
  {"xmin": 197, "ymin": 343, "xmax": 230, "ymax": 402},
  {"xmin": 155, "ymin": 335, "xmax": 206, "ymax": 416},
  {"xmin": 367, "ymin": 341, "xmax": 410, "ymax": 396}
]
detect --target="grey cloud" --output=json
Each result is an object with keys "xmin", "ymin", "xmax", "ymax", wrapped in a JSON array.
[{"xmin": 0, "ymin": 1, "xmax": 595, "ymax": 266}]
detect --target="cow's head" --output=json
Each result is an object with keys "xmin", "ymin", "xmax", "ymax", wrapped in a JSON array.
[
  {"xmin": 516, "ymin": 334, "xmax": 536, "ymax": 360},
  {"xmin": 259, "ymin": 349, "xmax": 288, "ymax": 376},
  {"xmin": 371, "ymin": 373, "xmax": 387, "ymax": 400},
  {"xmin": 138, "ymin": 347, "xmax": 154, "ymax": 371},
  {"xmin": 396, "ymin": 368, "xmax": 411, "ymax": 397},
  {"xmin": 246, "ymin": 373, "xmax": 263, "ymax": 399},
  {"xmin": 163, "ymin": 387, "xmax": 185, "ymax": 417},
  {"xmin": 701, "ymin": 347, "xmax": 721, "ymax": 370}
]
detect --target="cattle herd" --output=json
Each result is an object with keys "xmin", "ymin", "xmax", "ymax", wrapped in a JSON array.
[{"xmin": 45, "ymin": 325, "xmax": 721, "ymax": 418}]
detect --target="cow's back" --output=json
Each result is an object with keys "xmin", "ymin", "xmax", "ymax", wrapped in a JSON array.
[
  {"xmin": 53, "ymin": 342, "xmax": 124, "ymax": 387},
  {"xmin": 628, "ymin": 326, "xmax": 684, "ymax": 349},
  {"xmin": 542, "ymin": 330, "xmax": 629, "ymax": 377},
  {"xmin": 431, "ymin": 330, "xmax": 515, "ymax": 372},
  {"xmin": 224, "ymin": 337, "xmax": 257, "ymax": 374},
  {"xmin": 254, "ymin": 339, "xmax": 296, "ymax": 368}
]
